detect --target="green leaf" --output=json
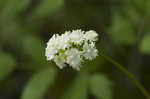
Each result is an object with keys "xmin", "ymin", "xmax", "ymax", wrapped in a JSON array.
[
  {"xmin": 124, "ymin": 5, "xmax": 141, "ymax": 23},
  {"xmin": 132, "ymin": 0, "xmax": 146, "ymax": 13},
  {"xmin": 109, "ymin": 13, "xmax": 136, "ymax": 45},
  {"xmin": 0, "ymin": 0, "xmax": 8, "ymax": 9},
  {"xmin": 0, "ymin": 0, "xmax": 30, "ymax": 21},
  {"xmin": 21, "ymin": 67, "xmax": 57, "ymax": 99},
  {"xmin": 0, "ymin": 21, "xmax": 24, "ymax": 44},
  {"xmin": 89, "ymin": 74, "xmax": 113, "ymax": 99},
  {"xmin": 145, "ymin": 0, "xmax": 150, "ymax": 15},
  {"xmin": 62, "ymin": 72, "xmax": 89, "ymax": 99},
  {"xmin": 22, "ymin": 34, "xmax": 50, "ymax": 70},
  {"xmin": 22, "ymin": 34, "xmax": 45, "ymax": 62},
  {"xmin": 140, "ymin": 33, "xmax": 150, "ymax": 54},
  {"xmin": 31, "ymin": 0, "xmax": 64, "ymax": 18},
  {"xmin": 0, "ymin": 51, "xmax": 16, "ymax": 81}
]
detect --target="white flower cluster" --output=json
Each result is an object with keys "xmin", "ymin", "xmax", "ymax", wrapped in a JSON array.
[{"xmin": 45, "ymin": 29, "xmax": 98, "ymax": 70}]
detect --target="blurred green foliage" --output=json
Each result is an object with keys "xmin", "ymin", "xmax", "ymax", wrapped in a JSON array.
[
  {"xmin": 140, "ymin": 33, "xmax": 150, "ymax": 54},
  {"xmin": 0, "ymin": 51, "xmax": 16, "ymax": 81},
  {"xmin": 0, "ymin": 0, "xmax": 30, "ymax": 21},
  {"xmin": 62, "ymin": 72, "xmax": 89, "ymax": 99},
  {"xmin": 21, "ymin": 67, "xmax": 56, "ymax": 99},
  {"xmin": 89, "ymin": 74, "xmax": 113, "ymax": 99},
  {"xmin": 0, "ymin": 0, "xmax": 150, "ymax": 99},
  {"xmin": 109, "ymin": 13, "xmax": 136, "ymax": 45},
  {"xmin": 31, "ymin": 0, "xmax": 64, "ymax": 18}
]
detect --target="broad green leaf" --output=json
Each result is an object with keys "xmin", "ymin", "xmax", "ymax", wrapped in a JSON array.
[
  {"xmin": 0, "ymin": 51, "xmax": 16, "ymax": 81},
  {"xmin": 0, "ymin": 21, "xmax": 24, "ymax": 44},
  {"xmin": 146, "ymin": 0, "xmax": 150, "ymax": 15},
  {"xmin": 31, "ymin": 0, "xmax": 64, "ymax": 18},
  {"xmin": 89, "ymin": 74, "xmax": 113, "ymax": 99},
  {"xmin": 140, "ymin": 33, "xmax": 150, "ymax": 54},
  {"xmin": 124, "ymin": 5, "xmax": 141, "ymax": 23},
  {"xmin": 21, "ymin": 67, "xmax": 57, "ymax": 99},
  {"xmin": 22, "ymin": 34, "xmax": 45, "ymax": 62},
  {"xmin": 109, "ymin": 13, "xmax": 136, "ymax": 45},
  {"xmin": 62, "ymin": 72, "xmax": 89, "ymax": 99},
  {"xmin": 0, "ymin": 0, "xmax": 30, "ymax": 21},
  {"xmin": 0, "ymin": 0, "xmax": 8, "ymax": 9},
  {"xmin": 21, "ymin": 34, "xmax": 50, "ymax": 70},
  {"xmin": 132, "ymin": 0, "xmax": 146, "ymax": 13}
]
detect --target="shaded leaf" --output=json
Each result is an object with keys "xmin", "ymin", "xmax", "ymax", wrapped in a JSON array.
[
  {"xmin": 132, "ymin": 0, "xmax": 146, "ymax": 13},
  {"xmin": 31, "ymin": 0, "xmax": 64, "ymax": 18},
  {"xmin": 62, "ymin": 72, "xmax": 89, "ymax": 99},
  {"xmin": 140, "ymin": 33, "xmax": 150, "ymax": 54},
  {"xmin": 21, "ymin": 67, "xmax": 57, "ymax": 99},
  {"xmin": 0, "ymin": 21, "xmax": 25, "ymax": 44},
  {"xmin": 0, "ymin": 0, "xmax": 30, "ymax": 21},
  {"xmin": 109, "ymin": 13, "xmax": 136, "ymax": 45},
  {"xmin": 0, "ymin": 0, "xmax": 8, "ymax": 9},
  {"xmin": 145, "ymin": 0, "xmax": 150, "ymax": 15},
  {"xmin": 89, "ymin": 73, "xmax": 113, "ymax": 99},
  {"xmin": 22, "ymin": 34, "xmax": 45, "ymax": 62},
  {"xmin": 0, "ymin": 51, "xmax": 16, "ymax": 81},
  {"xmin": 124, "ymin": 5, "xmax": 141, "ymax": 23}
]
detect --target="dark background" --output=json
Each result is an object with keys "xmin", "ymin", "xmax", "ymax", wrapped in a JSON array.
[{"xmin": 0, "ymin": 0, "xmax": 150, "ymax": 99}]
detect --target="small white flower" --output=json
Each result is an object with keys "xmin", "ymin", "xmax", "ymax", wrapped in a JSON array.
[
  {"xmin": 45, "ymin": 29, "xmax": 99, "ymax": 70},
  {"xmin": 54, "ymin": 54, "xmax": 66, "ymax": 69},
  {"xmin": 45, "ymin": 47, "xmax": 57, "ymax": 60},
  {"xmin": 60, "ymin": 31, "xmax": 71, "ymax": 49},
  {"xmin": 84, "ymin": 30, "xmax": 98, "ymax": 41},
  {"xmin": 82, "ymin": 42, "xmax": 98, "ymax": 60},
  {"xmin": 45, "ymin": 35, "xmax": 58, "ymax": 60},
  {"xmin": 65, "ymin": 48, "xmax": 82, "ymax": 70},
  {"xmin": 69, "ymin": 30, "xmax": 84, "ymax": 45}
]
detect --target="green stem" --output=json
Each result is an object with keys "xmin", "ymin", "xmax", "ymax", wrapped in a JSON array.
[{"xmin": 99, "ymin": 52, "xmax": 150, "ymax": 99}]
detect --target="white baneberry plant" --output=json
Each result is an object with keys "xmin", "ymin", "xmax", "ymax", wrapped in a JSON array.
[
  {"xmin": 45, "ymin": 30, "xmax": 150, "ymax": 98},
  {"xmin": 45, "ymin": 29, "xmax": 98, "ymax": 70}
]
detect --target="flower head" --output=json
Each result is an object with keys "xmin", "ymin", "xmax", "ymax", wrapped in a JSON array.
[{"xmin": 45, "ymin": 29, "xmax": 99, "ymax": 70}]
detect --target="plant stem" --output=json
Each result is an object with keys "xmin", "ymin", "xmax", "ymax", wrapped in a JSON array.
[{"xmin": 99, "ymin": 52, "xmax": 150, "ymax": 99}]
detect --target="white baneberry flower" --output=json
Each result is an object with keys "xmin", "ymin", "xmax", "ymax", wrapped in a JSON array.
[
  {"xmin": 60, "ymin": 31, "xmax": 71, "ymax": 49},
  {"xmin": 54, "ymin": 53, "xmax": 66, "ymax": 69},
  {"xmin": 45, "ymin": 29, "xmax": 99, "ymax": 70},
  {"xmin": 84, "ymin": 30, "xmax": 98, "ymax": 41},
  {"xmin": 45, "ymin": 34, "xmax": 58, "ymax": 60},
  {"xmin": 69, "ymin": 30, "xmax": 85, "ymax": 45},
  {"xmin": 82, "ymin": 42, "xmax": 98, "ymax": 60},
  {"xmin": 65, "ymin": 48, "xmax": 82, "ymax": 70}
]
